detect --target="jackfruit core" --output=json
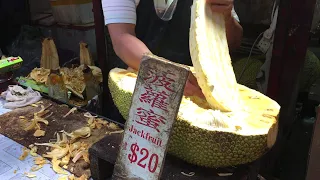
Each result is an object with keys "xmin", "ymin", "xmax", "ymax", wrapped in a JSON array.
[{"xmin": 108, "ymin": 68, "xmax": 279, "ymax": 168}]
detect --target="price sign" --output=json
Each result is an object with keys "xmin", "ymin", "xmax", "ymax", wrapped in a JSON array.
[{"xmin": 112, "ymin": 53, "xmax": 189, "ymax": 180}]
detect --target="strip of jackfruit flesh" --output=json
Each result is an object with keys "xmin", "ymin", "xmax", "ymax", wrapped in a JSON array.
[
  {"xmin": 80, "ymin": 42, "xmax": 94, "ymax": 66},
  {"xmin": 189, "ymin": 0, "xmax": 240, "ymax": 112}
]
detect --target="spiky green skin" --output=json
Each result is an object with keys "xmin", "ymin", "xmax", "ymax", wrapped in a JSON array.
[
  {"xmin": 232, "ymin": 55, "xmax": 264, "ymax": 91},
  {"xmin": 169, "ymin": 119, "xmax": 267, "ymax": 167},
  {"xmin": 108, "ymin": 75, "xmax": 269, "ymax": 168},
  {"xmin": 108, "ymin": 77, "xmax": 132, "ymax": 120},
  {"xmin": 231, "ymin": 50, "xmax": 320, "ymax": 92}
]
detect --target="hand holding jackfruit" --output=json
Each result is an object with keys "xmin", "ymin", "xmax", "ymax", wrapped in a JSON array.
[{"xmin": 107, "ymin": 0, "xmax": 280, "ymax": 168}]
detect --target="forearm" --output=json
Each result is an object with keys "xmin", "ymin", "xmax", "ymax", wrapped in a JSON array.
[
  {"xmin": 112, "ymin": 33, "xmax": 150, "ymax": 71},
  {"xmin": 225, "ymin": 15, "xmax": 243, "ymax": 50},
  {"xmin": 107, "ymin": 23, "xmax": 150, "ymax": 71}
]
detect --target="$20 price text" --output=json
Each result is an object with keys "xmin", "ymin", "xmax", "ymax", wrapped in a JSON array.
[{"xmin": 128, "ymin": 143, "xmax": 159, "ymax": 173}]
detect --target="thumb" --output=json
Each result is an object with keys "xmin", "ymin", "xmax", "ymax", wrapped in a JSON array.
[{"xmin": 184, "ymin": 80, "xmax": 205, "ymax": 98}]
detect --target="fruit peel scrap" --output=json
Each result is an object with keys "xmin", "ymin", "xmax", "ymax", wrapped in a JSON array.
[
  {"xmin": 25, "ymin": 172, "xmax": 37, "ymax": 178},
  {"xmin": 19, "ymin": 147, "xmax": 29, "ymax": 161},
  {"xmin": 24, "ymin": 105, "xmax": 51, "ymax": 137},
  {"xmin": 30, "ymin": 146, "xmax": 38, "ymax": 156},
  {"xmin": 34, "ymin": 129, "xmax": 46, "ymax": 137},
  {"xmin": 63, "ymin": 107, "xmax": 77, "ymax": 118},
  {"xmin": 52, "ymin": 158, "xmax": 69, "ymax": 175}
]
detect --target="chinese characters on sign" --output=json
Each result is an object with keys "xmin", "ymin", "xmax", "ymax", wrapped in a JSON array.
[
  {"xmin": 135, "ymin": 71, "xmax": 176, "ymax": 131},
  {"xmin": 135, "ymin": 107, "xmax": 166, "ymax": 133},
  {"xmin": 139, "ymin": 86, "xmax": 170, "ymax": 112},
  {"xmin": 112, "ymin": 55, "xmax": 189, "ymax": 180}
]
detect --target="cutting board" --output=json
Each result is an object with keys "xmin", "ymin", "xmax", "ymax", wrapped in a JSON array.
[{"xmin": 0, "ymin": 98, "xmax": 122, "ymax": 177}]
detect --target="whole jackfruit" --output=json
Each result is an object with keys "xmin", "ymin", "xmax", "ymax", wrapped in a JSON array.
[{"xmin": 107, "ymin": 0, "xmax": 280, "ymax": 168}]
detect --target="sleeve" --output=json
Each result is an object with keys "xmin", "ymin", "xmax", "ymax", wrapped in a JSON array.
[
  {"xmin": 102, "ymin": 0, "xmax": 138, "ymax": 25},
  {"xmin": 231, "ymin": 7, "xmax": 240, "ymax": 23}
]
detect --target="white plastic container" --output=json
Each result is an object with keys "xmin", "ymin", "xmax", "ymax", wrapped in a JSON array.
[{"xmin": 49, "ymin": 0, "xmax": 94, "ymax": 25}]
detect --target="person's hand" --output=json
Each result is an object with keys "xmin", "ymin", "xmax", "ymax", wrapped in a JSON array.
[
  {"xmin": 206, "ymin": 0, "xmax": 234, "ymax": 18},
  {"xmin": 184, "ymin": 73, "xmax": 205, "ymax": 98}
]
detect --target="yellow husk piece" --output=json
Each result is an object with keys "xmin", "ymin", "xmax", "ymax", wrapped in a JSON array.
[
  {"xmin": 80, "ymin": 42, "xmax": 94, "ymax": 66},
  {"xmin": 63, "ymin": 107, "xmax": 77, "ymax": 118},
  {"xmin": 34, "ymin": 129, "xmax": 91, "ymax": 177},
  {"xmin": 19, "ymin": 147, "xmax": 29, "ymax": 160},
  {"xmin": 34, "ymin": 157, "xmax": 46, "ymax": 165},
  {"xmin": 25, "ymin": 173, "xmax": 37, "ymax": 178},
  {"xmin": 85, "ymin": 112, "xmax": 108, "ymax": 129},
  {"xmin": 52, "ymin": 158, "xmax": 69, "ymax": 175},
  {"xmin": 41, "ymin": 38, "xmax": 60, "ymax": 70},
  {"xmin": 28, "ymin": 63, "xmax": 103, "ymax": 98},
  {"xmin": 62, "ymin": 127, "xmax": 91, "ymax": 141},
  {"xmin": 30, "ymin": 146, "xmax": 38, "ymax": 156},
  {"xmin": 29, "ymin": 68, "xmax": 51, "ymax": 84},
  {"xmin": 60, "ymin": 67, "xmax": 85, "ymax": 99},
  {"xmin": 31, "ymin": 164, "xmax": 43, "ymax": 172},
  {"xmin": 23, "ymin": 105, "xmax": 50, "ymax": 136},
  {"xmin": 34, "ymin": 129, "xmax": 46, "ymax": 137}
]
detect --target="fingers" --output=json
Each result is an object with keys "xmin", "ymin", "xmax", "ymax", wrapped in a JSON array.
[
  {"xmin": 207, "ymin": 0, "xmax": 233, "ymax": 14},
  {"xmin": 188, "ymin": 73, "xmax": 198, "ymax": 86},
  {"xmin": 207, "ymin": 0, "xmax": 233, "ymax": 6},
  {"xmin": 211, "ymin": 4, "xmax": 233, "ymax": 14},
  {"xmin": 184, "ymin": 80, "xmax": 205, "ymax": 99}
]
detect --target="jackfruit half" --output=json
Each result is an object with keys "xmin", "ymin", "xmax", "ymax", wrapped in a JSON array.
[{"xmin": 108, "ymin": 68, "xmax": 279, "ymax": 168}]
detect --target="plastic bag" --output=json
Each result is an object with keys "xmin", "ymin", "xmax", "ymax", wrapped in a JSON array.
[{"xmin": 7, "ymin": 25, "xmax": 44, "ymax": 77}]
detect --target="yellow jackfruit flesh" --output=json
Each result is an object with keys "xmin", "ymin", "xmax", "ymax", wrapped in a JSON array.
[{"xmin": 190, "ymin": 0, "xmax": 239, "ymax": 112}]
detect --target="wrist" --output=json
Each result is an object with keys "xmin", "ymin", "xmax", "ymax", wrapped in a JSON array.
[{"xmin": 224, "ymin": 11, "xmax": 233, "ymax": 22}]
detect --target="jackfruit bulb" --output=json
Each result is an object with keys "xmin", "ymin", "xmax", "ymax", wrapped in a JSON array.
[{"xmin": 107, "ymin": 0, "xmax": 280, "ymax": 168}]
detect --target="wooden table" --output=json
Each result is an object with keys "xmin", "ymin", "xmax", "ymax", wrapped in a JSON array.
[
  {"xmin": 0, "ymin": 98, "xmax": 122, "ymax": 178},
  {"xmin": 89, "ymin": 133, "xmax": 261, "ymax": 180}
]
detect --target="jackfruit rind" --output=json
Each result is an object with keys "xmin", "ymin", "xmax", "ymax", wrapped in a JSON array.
[
  {"xmin": 41, "ymin": 38, "xmax": 60, "ymax": 70},
  {"xmin": 80, "ymin": 42, "xmax": 94, "ymax": 66},
  {"xmin": 108, "ymin": 68, "xmax": 279, "ymax": 168}
]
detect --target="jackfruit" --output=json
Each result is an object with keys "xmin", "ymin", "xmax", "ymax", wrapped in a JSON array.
[
  {"xmin": 108, "ymin": 67, "xmax": 279, "ymax": 168},
  {"xmin": 80, "ymin": 42, "xmax": 94, "ymax": 66},
  {"xmin": 107, "ymin": 0, "xmax": 280, "ymax": 168},
  {"xmin": 40, "ymin": 38, "xmax": 59, "ymax": 70},
  {"xmin": 189, "ymin": 0, "xmax": 240, "ymax": 112}
]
